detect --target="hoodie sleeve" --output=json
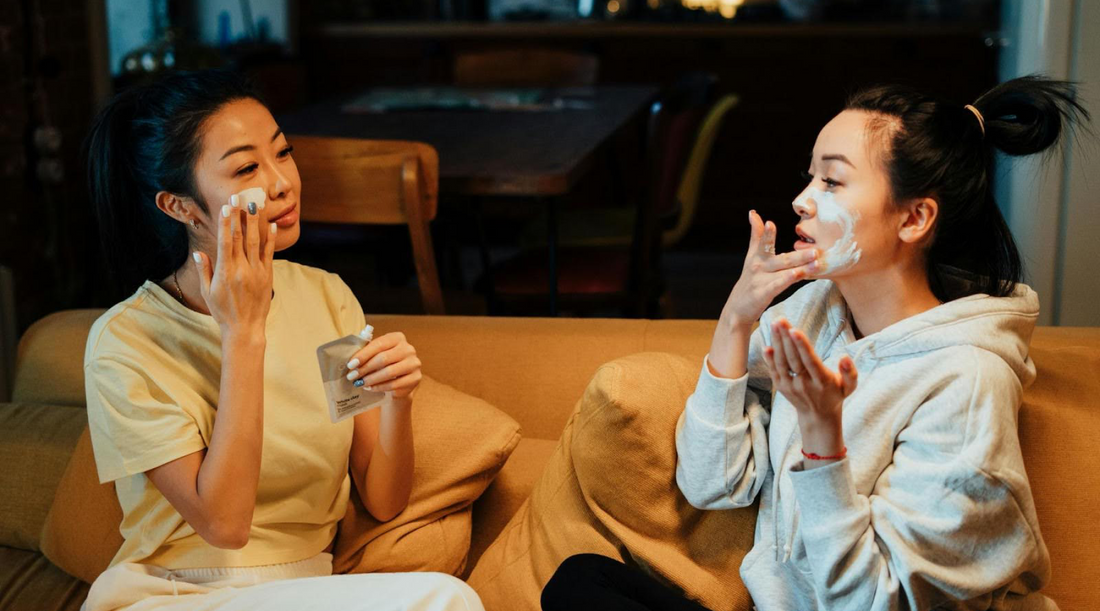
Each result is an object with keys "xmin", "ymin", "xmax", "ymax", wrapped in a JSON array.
[
  {"xmin": 788, "ymin": 351, "xmax": 1049, "ymax": 611},
  {"xmin": 675, "ymin": 321, "xmax": 774, "ymax": 510}
]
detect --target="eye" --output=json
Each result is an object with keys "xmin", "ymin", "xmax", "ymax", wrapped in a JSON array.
[
  {"xmin": 822, "ymin": 177, "xmax": 841, "ymax": 188},
  {"xmin": 235, "ymin": 164, "xmax": 257, "ymax": 177},
  {"xmin": 277, "ymin": 145, "xmax": 294, "ymax": 159}
]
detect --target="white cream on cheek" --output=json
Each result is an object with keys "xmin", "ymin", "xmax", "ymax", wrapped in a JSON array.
[
  {"xmin": 235, "ymin": 187, "xmax": 266, "ymax": 211},
  {"xmin": 797, "ymin": 187, "xmax": 862, "ymax": 273}
]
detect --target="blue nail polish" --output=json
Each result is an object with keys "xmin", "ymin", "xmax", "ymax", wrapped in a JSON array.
[
  {"xmin": 353, "ymin": 379, "xmax": 365, "ymax": 388},
  {"xmin": 247, "ymin": 201, "xmax": 257, "ymax": 215}
]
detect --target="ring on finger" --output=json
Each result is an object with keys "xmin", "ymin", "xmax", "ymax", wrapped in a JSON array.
[
  {"xmin": 764, "ymin": 244, "xmax": 775, "ymax": 254},
  {"xmin": 788, "ymin": 369, "xmax": 800, "ymax": 378}
]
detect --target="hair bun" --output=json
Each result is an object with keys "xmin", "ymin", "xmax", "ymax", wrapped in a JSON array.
[{"xmin": 974, "ymin": 75, "xmax": 1089, "ymax": 156}]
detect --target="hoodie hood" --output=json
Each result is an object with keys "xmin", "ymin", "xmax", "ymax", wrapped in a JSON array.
[{"xmin": 821, "ymin": 279, "xmax": 1039, "ymax": 387}]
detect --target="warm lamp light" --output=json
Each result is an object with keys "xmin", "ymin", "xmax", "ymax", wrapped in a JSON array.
[{"xmin": 681, "ymin": 0, "xmax": 745, "ymax": 19}]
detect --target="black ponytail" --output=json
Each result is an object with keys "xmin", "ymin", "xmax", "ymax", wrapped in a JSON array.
[
  {"xmin": 846, "ymin": 75, "xmax": 1089, "ymax": 301},
  {"xmin": 85, "ymin": 69, "xmax": 263, "ymax": 296}
]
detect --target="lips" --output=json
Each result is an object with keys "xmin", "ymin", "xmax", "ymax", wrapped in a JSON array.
[
  {"xmin": 269, "ymin": 202, "xmax": 298, "ymax": 224},
  {"xmin": 795, "ymin": 226, "xmax": 816, "ymax": 244}
]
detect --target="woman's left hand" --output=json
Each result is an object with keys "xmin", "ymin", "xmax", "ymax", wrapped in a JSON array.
[
  {"xmin": 346, "ymin": 331, "xmax": 422, "ymax": 400},
  {"xmin": 763, "ymin": 317, "xmax": 858, "ymax": 458}
]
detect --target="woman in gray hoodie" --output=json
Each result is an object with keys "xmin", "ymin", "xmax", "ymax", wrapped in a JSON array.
[{"xmin": 542, "ymin": 77, "xmax": 1088, "ymax": 611}]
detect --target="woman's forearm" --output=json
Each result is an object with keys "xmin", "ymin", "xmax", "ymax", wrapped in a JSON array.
[
  {"xmin": 708, "ymin": 314, "xmax": 754, "ymax": 379},
  {"xmin": 194, "ymin": 330, "xmax": 267, "ymax": 542},
  {"xmin": 361, "ymin": 396, "xmax": 415, "ymax": 521}
]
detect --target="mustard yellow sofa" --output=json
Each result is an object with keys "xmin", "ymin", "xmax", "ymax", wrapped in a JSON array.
[{"xmin": 1, "ymin": 310, "xmax": 1097, "ymax": 611}]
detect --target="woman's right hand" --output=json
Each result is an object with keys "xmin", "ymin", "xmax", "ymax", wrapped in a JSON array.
[
  {"xmin": 723, "ymin": 210, "xmax": 820, "ymax": 326},
  {"xmin": 192, "ymin": 195, "xmax": 277, "ymax": 337},
  {"xmin": 708, "ymin": 210, "xmax": 820, "ymax": 378}
]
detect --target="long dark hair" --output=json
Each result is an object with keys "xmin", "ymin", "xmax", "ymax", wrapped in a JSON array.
[
  {"xmin": 85, "ymin": 69, "xmax": 263, "ymax": 295},
  {"xmin": 846, "ymin": 75, "xmax": 1089, "ymax": 301}
]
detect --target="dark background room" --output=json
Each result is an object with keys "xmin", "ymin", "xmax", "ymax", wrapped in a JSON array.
[{"xmin": 1, "ymin": 0, "xmax": 1097, "ymax": 396}]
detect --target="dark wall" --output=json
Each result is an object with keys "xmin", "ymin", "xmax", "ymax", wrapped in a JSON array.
[{"xmin": 0, "ymin": 0, "xmax": 99, "ymax": 334}]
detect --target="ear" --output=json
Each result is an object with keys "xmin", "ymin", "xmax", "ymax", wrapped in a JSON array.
[
  {"xmin": 898, "ymin": 197, "xmax": 938, "ymax": 244},
  {"xmin": 155, "ymin": 191, "xmax": 194, "ymax": 225}
]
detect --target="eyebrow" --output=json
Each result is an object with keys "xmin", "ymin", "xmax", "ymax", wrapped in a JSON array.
[
  {"xmin": 219, "ymin": 128, "xmax": 284, "ymax": 161},
  {"xmin": 820, "ymin": 154, "xmax": 856, "ymax": 169}
]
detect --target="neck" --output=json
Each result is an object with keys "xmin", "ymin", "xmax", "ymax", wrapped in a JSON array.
[
  {"xmin": 162, "ymin": 259, "xmax": 211, "ymax": 316},
  {"xmin": 833, "ymin": 257, "xmax": 941, "ymax": 338}
]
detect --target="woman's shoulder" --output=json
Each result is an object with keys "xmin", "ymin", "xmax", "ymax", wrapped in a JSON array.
[{"xmin": 85, "ymin": 283, "xmax": 170, "ymax": 364}]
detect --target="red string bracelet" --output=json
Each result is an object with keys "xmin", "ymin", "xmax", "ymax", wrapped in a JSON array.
[{"xmin": 801, "ymin": 447, "xmax": 847, "ymax": 461}]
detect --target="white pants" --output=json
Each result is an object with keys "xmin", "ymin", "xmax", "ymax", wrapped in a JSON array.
[{"xmin": 81, "ymin": 553, "xmax": 484, "ymax": 611}]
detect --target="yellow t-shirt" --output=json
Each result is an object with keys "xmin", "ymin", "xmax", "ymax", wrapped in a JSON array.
[{"xmin": 85, "ymin": 260, "xmax": 367, "ymax": 569}]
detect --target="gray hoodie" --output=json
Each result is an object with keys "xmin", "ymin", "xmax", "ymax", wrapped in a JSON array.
[{"xmin": 675, "ymin": 279, "xmax": 1056, "ymax": 611}]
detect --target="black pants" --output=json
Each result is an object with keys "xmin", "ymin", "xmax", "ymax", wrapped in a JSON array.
[{"xmin": 541, "ymin": 554, "xmax": 714, "ymax": 611}]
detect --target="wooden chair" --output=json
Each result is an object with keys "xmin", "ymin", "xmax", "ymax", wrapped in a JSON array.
[
  {"xmin": 288, "ymin": 136, "xmax": 445, "ymax": 315},
  {"xmin": 453, "ymin": 49, "xmax": 599, "ymax": 88}
]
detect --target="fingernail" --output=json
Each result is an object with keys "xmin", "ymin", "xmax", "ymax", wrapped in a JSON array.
[
  {"xmin": 346, "ymin": 370, "xmax": 359, "ymax": 381},
  {"xmin": 247, "ymin": 202, "xmax": 257, "ymax": 215},
  {"xmin": 221, "ymin": 205, "xmax": 230, "ymax": 218},
  {"xmin": 353, "ymin": 379, "xmax": 365, "ymax": 388},
  {"xmin": 347, "ymin": 358, "xmax": 360, "ymax": 370},
  {"xmin": 230, "ymin": 194, "xmax": 239, "ymax": 207},
  {"xmin": 359, "ymin": 324, "xmax": 374, "ymax": 341},
  {"xmin": 270, "ymin": 222, "xmax": 277, "ymax": 234},
  {"xmin": 365, "ymin": 385, "xmax": 373, "ymax": 391}
]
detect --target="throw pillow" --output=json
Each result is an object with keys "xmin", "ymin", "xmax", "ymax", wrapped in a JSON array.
[{"xmin": 468, "ymin": 352, "xmax": 757, "ymax": 611}]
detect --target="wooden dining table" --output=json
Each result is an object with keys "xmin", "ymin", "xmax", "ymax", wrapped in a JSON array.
[{"xmin": 277, "ymin": 84, "xmax": 660, "ymax": 314}]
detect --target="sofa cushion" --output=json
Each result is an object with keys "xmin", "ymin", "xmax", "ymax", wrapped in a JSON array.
[
  {"xmin": 468, "ymin": 352, "xmax": 756, "ymax": 611},
  {"xmin": 0, "ymin": 547, "xmax": 88, "ymax": 611},
  {"xmin": 465, "ymin": 437, "xmax": 558, "ymax": 578},
  {"xmin": 467, "ymin": 408, "xmax": 620, "ymax": 611},
  {"xmin": 1017, "ymin": 329, "xmax": 1100, "ymax": 611},
  {"xmin": 12, "ymin": 310, "xmax": 103, "ymax": 407},
  {"xmin": 0, "ymin": 403, "xmax": 86, "ymax": 551},
  {"xmin": 570, "ymin": 352, "xmax": 756, "ymax": 610},
  {"xmin": 333, "ymin": 374, "xmax": 521, "ymax": 576}
]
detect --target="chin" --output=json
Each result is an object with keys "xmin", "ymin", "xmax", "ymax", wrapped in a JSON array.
[{"xmin": 273, "ymin": 225, "xmax": 301, "ymax": 252}]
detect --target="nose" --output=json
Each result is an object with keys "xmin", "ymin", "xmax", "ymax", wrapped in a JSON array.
[
  {"xmin": 268, "ymin": 168, "xmax": 289, "ymax": 202},
  {"xmin": 792, "ymin": 188, "xmax": 816, "ymax": 219}
]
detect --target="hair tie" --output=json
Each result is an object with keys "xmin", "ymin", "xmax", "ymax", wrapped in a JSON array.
[{"xmin": 964, "ymin": 104, "xmax": 986, "ymax": 136}]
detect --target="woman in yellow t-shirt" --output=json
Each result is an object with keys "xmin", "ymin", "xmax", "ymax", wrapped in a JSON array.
[{"xmin": 80, "ymin": 69, "xmax": 483, "ymax": 611}]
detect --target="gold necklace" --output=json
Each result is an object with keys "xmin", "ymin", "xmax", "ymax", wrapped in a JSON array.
[{"xmin": 173, "ymin": 270, "xmax": 185, "ymax": 304}]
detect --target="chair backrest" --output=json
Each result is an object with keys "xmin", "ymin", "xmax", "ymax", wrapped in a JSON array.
[
  {"xmin": 628, "ymin": 73, "xmax": 720, "ymax": 314},
  {"xmin": 665, "ymin": 93, "xmax": 739, "ymax": 247},
  {"xmin": 454, "ymin": 49, "xmax": 599, "ymax": 88},
  {"xmin": 645, "ymin": 73, "xmax": 719, "ymax": 222},
  {"xmin": 288, "ymin": 136, "xmax": 445, "ymax": 315}
]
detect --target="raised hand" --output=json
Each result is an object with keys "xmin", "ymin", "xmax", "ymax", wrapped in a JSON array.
[{"xmin": 192, "ymin": 194, "xmax": 277, "ymax": 338}]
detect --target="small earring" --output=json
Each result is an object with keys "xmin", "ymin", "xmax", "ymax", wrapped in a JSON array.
[{"xmin": 188, "ymin": 218, "xmax": 197, "ymax": 229}]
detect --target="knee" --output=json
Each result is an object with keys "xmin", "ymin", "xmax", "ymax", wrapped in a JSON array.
[{"xmin": 542, "ymin": 554, "xmax": 613, "ymax": 609}]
